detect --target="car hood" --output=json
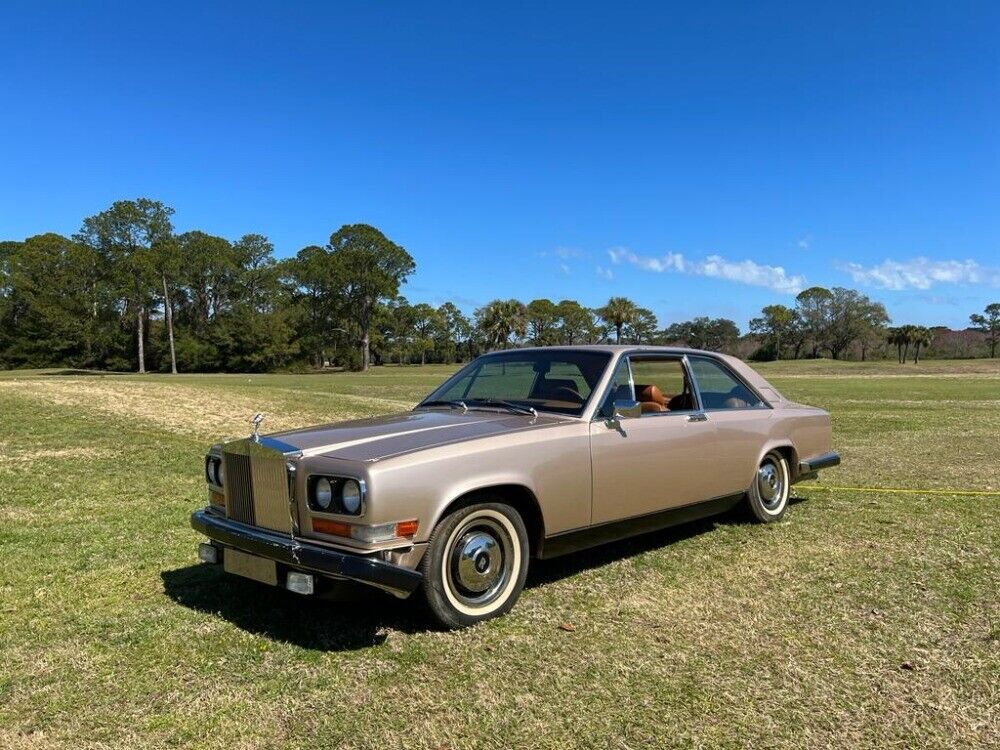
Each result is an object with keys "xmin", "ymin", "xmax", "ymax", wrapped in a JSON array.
[{"xmin": 267, "ymin": 408, "xmax": 569, "ymax": 462}]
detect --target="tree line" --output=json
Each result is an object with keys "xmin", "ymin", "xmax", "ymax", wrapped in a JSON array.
[{"xmin": 1, "ymin": 197, "xmax": 998, "ymax": 372}]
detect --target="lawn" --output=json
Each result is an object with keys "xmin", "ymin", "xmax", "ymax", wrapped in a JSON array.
[{"xmin": 1, "ymin": 360, "xmax": 997, "ymax": 749}]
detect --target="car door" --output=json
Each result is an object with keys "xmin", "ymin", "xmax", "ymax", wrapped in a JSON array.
[{"xmin": 589, "ymin": 355, "xmax": 718, "ymax": 525}]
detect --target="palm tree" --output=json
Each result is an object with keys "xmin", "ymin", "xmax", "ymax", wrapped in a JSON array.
[
  {"xmin": 899, "ymin": 324, "xmax": 918, "ymax": 364},
  {"xmin": 886, "ymin": 327, "xmax": 905, "ymax": 364},
  {"xmin": 597, "ymin": 296, "xmax": 638, "ymax": 344},
  {"xmin": 475, "ymin": 299, "xmax": 527, "ymax": 350},
  {"xmin": 911, "ymin": 326, "xmax": 932, "ymax": 364}
]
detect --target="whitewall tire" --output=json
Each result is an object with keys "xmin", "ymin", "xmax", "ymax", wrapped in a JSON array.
[
  {"xmin": 421, "ymin": 502, "xmax": 529, "ymax": 629},
  {"xmin": 745, "ymin": 450, "xmax": 791, "ymax": 523}
]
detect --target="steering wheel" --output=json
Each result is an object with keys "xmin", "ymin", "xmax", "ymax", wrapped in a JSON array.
[{"xmin": 551, "ymin": 386, "xmax": 584, "ymax": 403}]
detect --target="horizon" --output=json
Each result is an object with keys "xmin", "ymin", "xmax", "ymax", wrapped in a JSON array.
[{"xmin": 1, "ymin": 2, "xmax": 997, "ymax": 329}]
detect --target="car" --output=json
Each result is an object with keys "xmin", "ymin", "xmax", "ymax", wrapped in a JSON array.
[{"xmin": 191, "ymin": 345, "xmax": 840, "ymax": 628}]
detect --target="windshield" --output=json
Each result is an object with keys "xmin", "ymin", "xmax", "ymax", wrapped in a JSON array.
[{"xmin": 418, "ymin": 350, "xmax": 612, "ymax": 416}]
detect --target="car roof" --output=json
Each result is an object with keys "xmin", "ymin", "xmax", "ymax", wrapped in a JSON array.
[{"xmin": 482, "ymin": 344, "xmax": 720, "ymax": 357}]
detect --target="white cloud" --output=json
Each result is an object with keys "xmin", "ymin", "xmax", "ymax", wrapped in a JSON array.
[
  {"xmin": 595, "ymin": 265, "xmax": 614, "ymax": 281},
  {"xmin": 553, "ymin": 246, "xmax": 583, "ymax": 260},
  {"xmin": 559, "ymin": 263, "xmax": 571, "ymax": 275},
  {"xmin": 607, "ymin": 247, "xmax": 805, "ymax": 294},
  {"xmin": 841, "ymin": 257, "xmax": 1000, "ymax": 290},
  {"xmin": 797, "ymin": 235, "xmax": 811, "ymax": 250},
  {"xmin": 608, "ymin": 247, "xmax": 686, "ymax": 273}
]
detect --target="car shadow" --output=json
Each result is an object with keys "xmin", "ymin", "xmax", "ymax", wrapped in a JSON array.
[
  {"xmin": 163, "ymin": 497, "xmax": 812, "ymax": 650},
  {"xmin": 161, "ymin": 565, "xmax": 424, "ymax": 651}
]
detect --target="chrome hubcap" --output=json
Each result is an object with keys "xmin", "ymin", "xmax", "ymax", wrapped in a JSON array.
[
  {"xmin": 455, "ymin": 531, "xmax": 501, "ymax": 593},
  {"xmin": 447, "ymin": 518, "xmax": 513, "ymax": 606},
  {"xmin": 757, "ymin": 460, "xmax": 784, "ymax": 508}
]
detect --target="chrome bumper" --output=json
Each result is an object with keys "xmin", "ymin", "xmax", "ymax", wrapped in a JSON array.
[
  {"xmin": 190, "ymin": 509, "xmax": 423, "ymax": 599},
  {"xmin": 795, "ymin": 451, "xmax": 841, "ymax": 482}
]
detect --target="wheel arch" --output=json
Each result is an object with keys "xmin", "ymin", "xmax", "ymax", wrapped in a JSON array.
[
  {"xmin": 759, "ymin": 441, "xmax": 799, "ymax": 480},
  {"xmin": 432, "ymin": 484, "xmax": 546, "ymax": 558}
]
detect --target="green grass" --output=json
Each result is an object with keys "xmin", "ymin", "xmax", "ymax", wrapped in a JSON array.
[{"xmin": 1, "ymin": 360, "xmax": 997, "ymax": 749}]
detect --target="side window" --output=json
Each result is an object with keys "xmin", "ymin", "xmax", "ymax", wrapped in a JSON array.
[
  {"xmin": 689, "ymin": 358, "xmax": 764, "ymax": 410},
  {"xmin": 630, "ymin": 357, "xmax": 695, "ymax": 414}
]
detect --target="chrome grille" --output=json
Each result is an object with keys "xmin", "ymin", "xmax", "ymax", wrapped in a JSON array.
[
  {"xmin": 222, "ymin": 439, "xmax": 293, "ymax": 532},
  {"xmin": 223, "ymin": 452, "xmax": 255, "ymax": 525}
]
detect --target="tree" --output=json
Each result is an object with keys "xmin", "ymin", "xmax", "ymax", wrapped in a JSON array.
[
  {"xmin": 76, "ymin": 199, "xmax": 175, "ymax": 373},
  {"xmin": 555, "ymin": 300, "xmax": 595, "ymax": 345},
  {"xmin": 597, "ymin": 297, "xmax": 638, "ymax": 344},
  {"xmin": 662, "ymin": 317, "xmax": 740, "ymax": 352},
  {"xmin": 289, "ymin": 244, "xmax": 349, "ymax": 368},
  {"xmin": 436, "ymin": 302, "xmax": 473, "ymax": 362},
  {"xmin": 795, "ymin": 286, "xmax": 834, "ymax": 358},
  {"xmin": 911, "ymin": 325, "xmax": 932, "ymax": 364},
  {"xmin": 824, "ymin": 288, "xmax": 888, "ymax": 360},
  {"xmin": 327, "ymin": 224, "xmax": 415, "ymax": 371},
  {"xmin": 1, "ymin": 234, "xmax": 107, "ymax": 367},
  {"xmin": 475, "ymin": 299, "xmax": 527, "ymax": 349},
  {"xmin": 212, "ymin": 234, "xmax": 298, "ymax": 372},
  {"xmin": 154, "ymin": 235, "xmax": 183, "ymax": 373},
  {"xmin": 623, "ymin": 307, "xmax": 658, "ymax": 344},
  {"xmin": 886, "ymin": 327, "xmax": 906, "ymax": 364},
  {"xmin": 970, "ymin": 303, "xmax": 1000, "ymax": 358},
  {"xmin": 749, "ymin": 304, "xmax": 797, "ymax": 359},
  {"xmin": 857, "ymin": 299, "xmax": 890, "ymax": 362},
  {"xmin": 526, "ymin": 299, "xmax": 559, "ymax": 346},
  {"xmin": 411, "ymin": 302, "xmax": 443, "ymax": 365}
]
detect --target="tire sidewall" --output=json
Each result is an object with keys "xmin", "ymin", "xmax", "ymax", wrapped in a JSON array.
[
  {"xmin": 421, "ymin": 501, "xmax": 529, "ymax": 629},
  {"xmin": 747, "ymin": 451, "xmax": 790, "ymax": 522}
]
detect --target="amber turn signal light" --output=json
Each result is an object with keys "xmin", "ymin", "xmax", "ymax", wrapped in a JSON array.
[
  {"xmin": 311, "ymin": 518, "xmax": 352, "ymax": 537},
  {"xmin": 209, "ymin": 490, "xmax": 225, "ymax": 507},
  {"xmin": 395, "ymin": 520, "xmax": 419, "ymax": 538}
]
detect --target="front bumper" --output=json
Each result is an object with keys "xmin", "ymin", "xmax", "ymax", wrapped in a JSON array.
[{"xmin": 190, "ymin": 509, "xmax": 423, "ymax": 599}]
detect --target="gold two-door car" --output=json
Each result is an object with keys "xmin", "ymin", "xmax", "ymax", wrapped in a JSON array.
[{"xmin": 192, "ymin": 346, "xmax": 840, "ymax": 628}]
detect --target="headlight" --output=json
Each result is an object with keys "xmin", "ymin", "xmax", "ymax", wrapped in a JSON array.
[
  {"xmin": 314, "ymin": 477, "xmax": 334, "ymax": 510},
  {"xmin": 308, "ymin": 475, "xmax": 365, "ymax": 515},
  {"xmin": 205, "ymin": 456, "xmax": 223, "ymax": 487},
  {"xmin": 341, "ymin": 480, "xmax": 362, "ymax": 514}
]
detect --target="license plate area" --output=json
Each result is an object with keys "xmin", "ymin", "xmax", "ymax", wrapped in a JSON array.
[{"xmin": 223, "ymin": 548, "xmax": 278, "ymax": 586}]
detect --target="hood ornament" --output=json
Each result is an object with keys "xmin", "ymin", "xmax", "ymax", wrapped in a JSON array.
[{"xmin": 249, "ymin": 412, "xmax": 265, "ymax": 442}]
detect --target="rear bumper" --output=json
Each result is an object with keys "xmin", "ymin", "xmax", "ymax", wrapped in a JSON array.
[
  {"xmin": 796, "ymin": 451, "xmax": 841, "ymax": 482},
  {"xmin": 190, "ymin": 509, "xmax": 423, "ymax": 599}
]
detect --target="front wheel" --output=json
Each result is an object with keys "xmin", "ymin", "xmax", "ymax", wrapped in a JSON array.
[
  {"xmin": 420, "ymin": 502, "xmax": 529, "ymax": 629},
  {"xmin": 745, "ymin": 450, "xmax": 791, "ymax": 522}
]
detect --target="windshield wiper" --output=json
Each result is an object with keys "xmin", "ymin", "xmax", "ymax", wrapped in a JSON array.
[
  {"xmin": 419, "ymin": 399, "xmax": 468, "ymax": 412},
  {"xmin": 466, "ymin": 398, "xmax": 537, "ymax": 417}
]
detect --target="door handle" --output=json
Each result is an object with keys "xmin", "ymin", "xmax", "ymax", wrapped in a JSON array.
[{"xmin": 687, "ymin": 412, "xmax": 708, "ymax": 422}]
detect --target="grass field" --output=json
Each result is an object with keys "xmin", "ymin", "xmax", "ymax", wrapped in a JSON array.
[{"xmin": 1, "ymin": 359, "xmax": 998, "ymax": 749}]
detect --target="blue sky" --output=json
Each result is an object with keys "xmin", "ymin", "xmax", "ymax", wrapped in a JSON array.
[{"xmin": 1, "ymin": 1, "xmax": 997, "ymax": 329}]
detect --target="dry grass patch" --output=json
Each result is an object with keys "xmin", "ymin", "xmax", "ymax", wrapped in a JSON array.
[{"xmin": 0, "ymin": 378, "xmax": 385, "ymax": 441}]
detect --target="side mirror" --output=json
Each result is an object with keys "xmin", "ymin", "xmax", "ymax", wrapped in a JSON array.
[{"xmin": 612, "ymin": 399, "xmax": 642, "ymax": 420}]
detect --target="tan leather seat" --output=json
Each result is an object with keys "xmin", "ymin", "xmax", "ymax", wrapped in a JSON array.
[{"xmin": 636, "ymin": 384, "xmax": 667, "ymax": 413}]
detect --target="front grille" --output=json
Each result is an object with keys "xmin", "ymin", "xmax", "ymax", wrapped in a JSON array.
[
  {"xmin": 222, "ymin": 439, "xmax": 293, "ymax": 533},
  {"xmin": 223, "ymin": 452, "xmax": 255, "ymax": 525}
]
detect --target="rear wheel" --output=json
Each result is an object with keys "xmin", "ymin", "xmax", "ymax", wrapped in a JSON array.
[
  {"xmin": 745, "ymin": 450, "xmax": 790, "ymax": 522},
  {"xmin": 420, "ymin": 501, "xmax": 529, "ymax": 629}
]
